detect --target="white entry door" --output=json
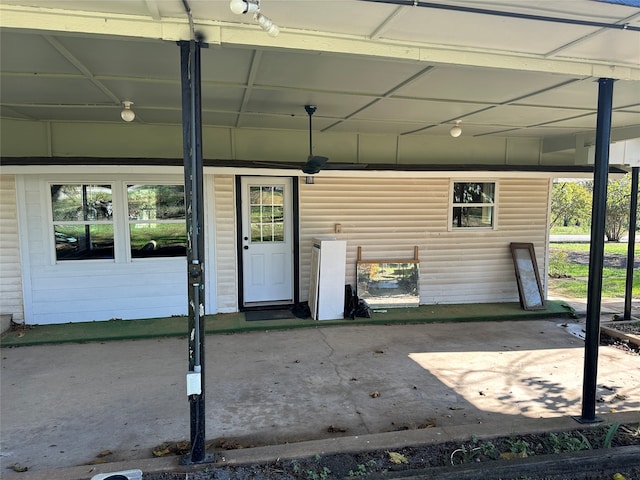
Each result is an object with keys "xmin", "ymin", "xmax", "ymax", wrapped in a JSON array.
[{"xmin": 241, "ymin": 177, "xmax": 294, "ymax": 305}]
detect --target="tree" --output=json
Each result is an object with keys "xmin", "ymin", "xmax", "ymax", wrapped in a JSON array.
[
  {"xmin": 604, "ymin": 174, "xmax": 632, "ymax": 242},
  {"xmin": 551, "ymin": 181, "xmax": 591, "ymax": 228}
]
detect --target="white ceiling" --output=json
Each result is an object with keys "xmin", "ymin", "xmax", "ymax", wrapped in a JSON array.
[{"xmin": 1, "ymin": 0, "xmax": 639, "ymax": 146}]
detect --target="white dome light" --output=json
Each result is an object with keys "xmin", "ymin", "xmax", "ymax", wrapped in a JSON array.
[
  {"xmin": 450, "ymin": 121, "xmax": 462, "ymax": 138},
  {"xmin": 120, "ymin": 101, "xmax": 135, "ymax": 122}
]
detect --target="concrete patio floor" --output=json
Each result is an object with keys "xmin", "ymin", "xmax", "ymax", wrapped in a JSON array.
[{"xmin": 1, "ymin": 303, "xmax": 639, "ymax": 479}]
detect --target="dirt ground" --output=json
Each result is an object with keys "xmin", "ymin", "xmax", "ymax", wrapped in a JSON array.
[
  {"xmin": 143, "ymin": 423, "xmax": 640, "ymax": 479},
  {"xmin": 560, "ymin": 249, "xmax": 640, "ymax": 270}
]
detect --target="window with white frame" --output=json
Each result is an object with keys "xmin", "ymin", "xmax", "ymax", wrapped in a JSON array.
[
  {"xmin": 51, "ymin": 184, "xmax": 115, "ymax": 261},
  {"xmin": 451, "ymin": 181, "xmax": 496, "ymax": 229},
  {"xmin": 127, "ymin": 184, "xmax": 186, "ymax": 258},
  {"xmin": 50, "ymin": 182, "xmax": 186, "ymax": 261}
]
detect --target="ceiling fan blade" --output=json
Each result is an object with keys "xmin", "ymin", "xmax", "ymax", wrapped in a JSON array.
[
  {"xmin": 302, "ymin": 155, "xmax": 328, "ymax": 174},
  {"xmin": 323, "ymin": 163, "xmax": 369, "ymax": 170}
]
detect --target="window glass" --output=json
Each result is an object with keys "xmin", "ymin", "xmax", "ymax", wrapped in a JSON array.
[
  {"xmin": 249, "ymin": 185, "xmax": 285, "ymax": 243},
  {"xmin": 452, "ymin": 182, "xmax": 495, "ymax": 228},
  {"xmin": 127, "ymin": 185, "xmax": 186, "ymax": 258},
  {"xmin": 51, "ymin": 185, "xmax": 114, "ymax": 261},
  {"xmin": 127, "ymin": 184, "xmax": 185, "ymax": 220},
  {"xmin": 54, "ymin": 224, "xmax": 114, "ymax": 260},
  {"xmin": 51, "ymin": 184, "xmax": 112, "ymax": 221}
]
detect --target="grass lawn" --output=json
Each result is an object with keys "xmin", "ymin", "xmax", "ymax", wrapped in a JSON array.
[{"xmin": 549, "ymin": 242, "xmax": 640, "ymax": 298}]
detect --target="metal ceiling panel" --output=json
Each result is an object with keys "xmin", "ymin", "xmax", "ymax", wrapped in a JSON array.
[
  {"xmin": 199, "ymin": 110, "xmax": 240, "ymax": 127},
  {"xmin": 353, "ymin": 97, "xmax": 487, "ymax": 123},
  {"xmin": 97, "ymin": 78, "xmax": 181, "ymax": 108},
  {"xmin": 522, "ymin": 79, "xmax": 640, "ymax": 109},
  {"xmin": 244, "ymin": 88, "xmax": 375, "ymax": 119},
  {"xmin": 0, "ymin": 75, "xmax": 112, "ymax": 104},
  {"xmin": 0, "ymin": 0, "xmax": 160, "ymax": 16},
  {"xmin": 328, "ymin": 119, "xmax": 431, "ymax": 134},
  {"xmin": 556, "ymin": 28, "xmax": 640, "ymax": 65},
  {"xmin": 235, "ymin": 112, "xmax": 334, "ymax": 131},
  {"xmin": 608, "ymin": 111, "xmax": 640, "ymax": 127},
  {"xmin": 224, "ymin": 0, "xmax": 399, "ymax": 37},
  {"xmin": 54, "ymin": 36, "xmax": 181, "ymax": 79},
  {"xmin": 254, "ymin": 50, "xmax": 428, "ymax": 95},
  {"xmin": 6, "ymin": 105, "xmax": 123, "ymax": 122},
  {"xmin": 0, "ymin": 31, "xmax": 79, "ymax": 74},
  {"xmin": 377, "ymin": 7, "xmax": 597, "ymax": 56},
  {"xmin": 0, "ymin": 0, "xmax": 638, "ymax": 146},
  {"xmin": 465, "ymin": 104, "xmax": 594, "ymax": 127},
  {"xmin": 393, "ymin": 65, "xmax": 581, "ymax": 104},
  {"xmin": 201, "ymin": 47, "xmax": 256, "ymax": 84}
]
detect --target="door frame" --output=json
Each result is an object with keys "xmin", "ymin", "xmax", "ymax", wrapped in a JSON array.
[{"xmin": 235, "ymin": 175, "xmax": 300, "ymax": 311}]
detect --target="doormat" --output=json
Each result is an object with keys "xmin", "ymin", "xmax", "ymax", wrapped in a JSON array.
[{"xmin": 244, "ymin": 309, "xmax": 297, "ymax": 322}]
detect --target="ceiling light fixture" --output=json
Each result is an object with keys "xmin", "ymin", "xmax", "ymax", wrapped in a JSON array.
[
  {"xmin": 120, "ymin": 101, "xmax": 135, "ymax": 122},
  {"xmin": 450, "ymin": 120, "xmax": 462, "ymax": 138},
  {"xmin": 229, "ymin": 0, "xmax": 259, "ymax": 15},
  {"xmin": 229, "ymin": 0, "xmax": 279, "ymax": 37},
  {"xmin": 255, "ymin": 12, "xmax": 279, "ymax": 36}
]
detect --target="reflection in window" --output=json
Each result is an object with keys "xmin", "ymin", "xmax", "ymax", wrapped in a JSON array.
[
  {"xmin": 249, "ymin": 186, "xmax": 285, "ymax": 243},
  {"xmin": 452, "ymin": 182, "xmax": 495, "ymax": 228},
  {"xmin": 127, "ymin": 184, "xmax": 187, "ymax": 258},
  {"xmin": 51, "ymin": 184, "xmax": 114, "ymax": 260}
]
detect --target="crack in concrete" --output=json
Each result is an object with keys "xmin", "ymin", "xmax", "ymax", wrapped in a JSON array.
[{"xmin": 317, "ymin": 329, "xmax": 372, "ymax": 434}]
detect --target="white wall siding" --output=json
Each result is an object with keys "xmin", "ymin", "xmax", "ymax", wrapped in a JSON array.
[
  {"xmin": 299, "ymin": 176, "xmax": 549, "ymax": 305},
  {"xmin": 0, "ymin": 175, "xmax": 24, "ymax": 322},
  {"xmin": 19, "ymin": 174, "xmax": 189, "ymax": 324},
  {"xmin": 212, "ymin": 175, "xmax": 238, "ymax": 313},
  {"xmin": 12, "ymin": 170, "xmax": 551, "ymax": 323}
]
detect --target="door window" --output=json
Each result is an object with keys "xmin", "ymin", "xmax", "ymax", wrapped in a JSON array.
[{"xmin": 249, "ymin": 185, "xmax": 285, "ymax": 243}]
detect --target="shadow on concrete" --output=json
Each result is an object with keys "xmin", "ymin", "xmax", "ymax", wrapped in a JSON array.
[{"xmin": 2, "ymin": 318, "xmax": 639, "ymax": 476}]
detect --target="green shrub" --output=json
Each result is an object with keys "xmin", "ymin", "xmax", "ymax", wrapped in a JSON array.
[{"xmin": 548, "ymin": 249, "xmax": 569, "ymax": 278}]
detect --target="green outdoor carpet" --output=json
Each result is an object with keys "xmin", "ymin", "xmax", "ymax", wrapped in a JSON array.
[
  {"xmin": 245, "ymin": 309, "xmax": 299, "ymax": 322},
  {"xmin": 0, "ymin": 300, "xmax": 576, "ymax": 347}
]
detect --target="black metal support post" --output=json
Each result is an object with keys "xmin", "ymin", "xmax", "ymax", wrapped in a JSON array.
[
  {"xmin": 179, "ymin": 39, "xmax": 209, "ymax": 463},
  {"xmin": 577, "ymin": 78, "xmax": 614, "ymax": 424},
  {"xmin": 624, "ymin": 166, "xmax": 638, "ymax": 320}
]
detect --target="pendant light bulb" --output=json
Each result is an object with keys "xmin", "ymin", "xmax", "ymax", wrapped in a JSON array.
[
  {"xmin": 121, "ymin": 101, "xmax": 135, "ymax": 122},
  {"xmin": 450, "ymin": 120, "xmax": 462, "ymax": 138}
]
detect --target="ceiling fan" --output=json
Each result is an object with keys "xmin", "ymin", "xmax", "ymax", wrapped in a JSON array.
[
  {"xmin": 302, "ymin": 105, "xmax": 367, "ymax": 174},
  {"xmin": 302, "ymin": 105, "xmax": 328, "ymax": 174}
]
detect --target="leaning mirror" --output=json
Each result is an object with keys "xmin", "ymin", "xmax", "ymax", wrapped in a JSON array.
[{"xmin": 356, "ymin": 261, "xmax": 419, "ymax": 309}]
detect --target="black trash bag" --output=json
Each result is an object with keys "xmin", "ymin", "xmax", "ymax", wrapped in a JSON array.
[
  {"xmin": 355, "ymin": 299, "xmax": 372, "ymax": 318},
  {"xmin": 291, "ymin": 302, "xmax": 311, "ymax": 319},
  {"xmin": 344, "ymin": 285, "xmax": 357, "ymax": 319}
]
